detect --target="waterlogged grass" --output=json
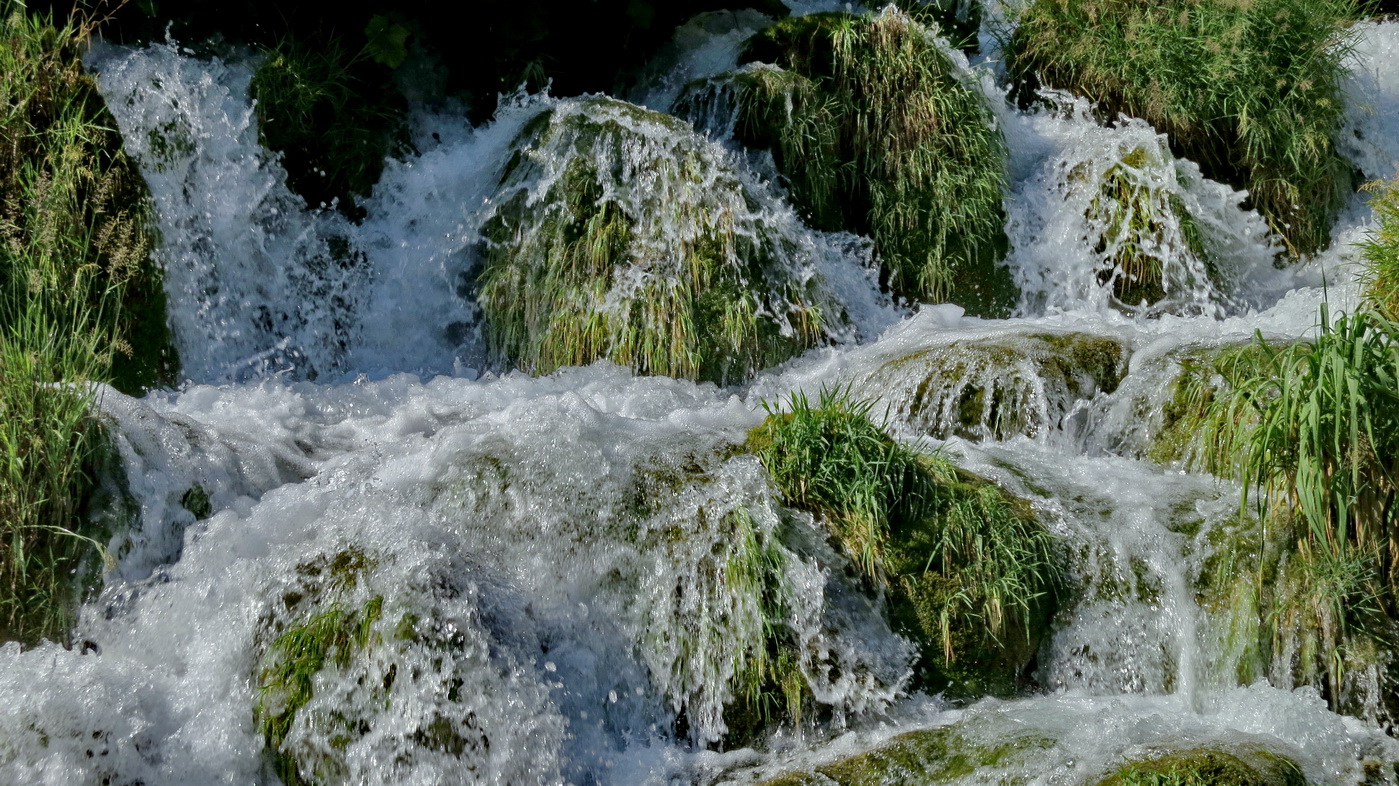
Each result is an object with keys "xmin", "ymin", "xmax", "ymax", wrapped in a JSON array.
[
  {"xmin": 1, "ymin": 3, "xmax": 168, "ymax": 645},
  {"xmin": 748, "ymin": 388, "xmax": 1056, "ymax": 694},
  {"xmin": 479, "ymin": 97, "xmax": 831, "ymax": 384},
  {"xmin": 1098, "ymin": 748, "xmax": 1306, "ymax": 786},
  {"xmin": 1006, "ymin": 0, "xmax": 1359, "ymax": 257},
  {"xmin": 696, "ymin": 9, "xmax": 1012, "ymax": 313}
]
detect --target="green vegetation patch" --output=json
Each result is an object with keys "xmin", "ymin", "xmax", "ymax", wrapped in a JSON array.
[
  {"xmin": 1361, "ymin": 176, "xmax": 1399, "ymax": 320},
  {"xmin": 250, "ymin": 31, "xmax": 408, "ymax": 219},
  {"xmin": 1096, "ymin": 747, "xmax": 1306, "ymax": 786},
  {"xmin": 680, "ymin": 9, "xmax": 1012, "ymax": 313},
  {"xmin": 748, "ymin": 389, "xmax": 1057, "ymax": 696},
  {"xmin": 755, "ymin": 724, "xmax": 1053, "ymax": 785},
  {"xmin": 1005, "ymin": 0, "xmax": 1359, "ymax": 257},
  {"xmin": 863, "ymin": 332, "xmax": 1127, "ymax": 441},
  {"xmin": 1, "ymin": 2, "xmax": 174, "ymax": 646},
  {"xmin": 479, "ymin": 97, "xmax": 835, "ymax": 384}
]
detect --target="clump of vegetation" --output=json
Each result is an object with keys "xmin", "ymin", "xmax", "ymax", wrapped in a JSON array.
[
  {"xmin": 479, "ymin": 97, "xmax": 835, "ymax": 385},
  {"xmin": 0, "ymin": 2, "xmax": 172, "ymax": 646},
  {"xmin": 1075, "ymin": 145, "xmax": 1214, "ymax": 313},
  {"xmin": 1096, "ymin": 748, "xmax": 1306, "ymax": 786},
  {"xmin": 1005, "ymin": 0, "xmax": 1359, "ymax": 257},
  {"xmin": 892, "ymin": 0, "xmax": 982, "ymax": 51},
  {"xmin": 681, "ymin": 9, "xmax": 1012, "ymax": 313},
  {"xmin": 747, "ymin": 388, "xmax": 1057, "ymax": 695},
  {"xmin": 1361, "ymin": 177, "xmax": 1399, "ymax": 319},
  {"xmin": 251, "ymin": 30, "xmax": 408, "ymax": 219}
]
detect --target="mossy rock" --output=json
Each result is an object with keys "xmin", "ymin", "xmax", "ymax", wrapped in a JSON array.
[
  {"xmin": 1144, "ymin": 340, "xmax": 1282, "ymax": 467},
  {"xmin": 1094, "ymin": 746, "xmax": 1306, "ymax": 786},
  {"xmin": 1005, "ymin": 0, "xmax": 1359, "ymax": 257},
  {"xmin": 680, "ymin": 9, "xmax": 1013, "ymax": 313},
  {"xmin": 752, "ymin": 725, "xmax": 1053, "ymax": 785},
  {"xmin": 479, "ymin": 96, "xmax": 839, "ymax": 385},
  {"xmin": 748, "ymin": 390, "xmax": 1058, "ymax": 700},
  {"xmin": 862, "ymin": 332, "xmax": 1127, "ymax": 441},
  {"xmin": 1069, "ymin": 144, "xmax": 1218, "ymax": 314}
]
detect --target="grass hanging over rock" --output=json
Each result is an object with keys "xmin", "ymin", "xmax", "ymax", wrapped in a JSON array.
[
  {"xmin": 479, "ymin": 97, "xmax": 838, "ymax": 385},
  {"xmin": 0, "ymin": 2, "xmax": 171, "ymax": 646},
  {"xmin": 679, "ymin": 9, "xmax": 1013, "ymax": 313},
  {"xmin": 747, "ymin": 388, "xmax": 1057, "ymax": 696},
  {"xmin": 1005, "ymin": 0, "xmax": 1359, "ymax": 257}
]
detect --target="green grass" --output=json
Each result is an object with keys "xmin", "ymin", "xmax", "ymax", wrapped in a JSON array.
[
  {"xmin": 681, "ymin": 9, "xmax": 1013, "ymax": 313},
  {"xmin": 479, "ymin": 97, "xmax": 831, "ymax": 385},
  {"xmin": 1005, "ymin": 0, "xmax": 1359, "ymax": 257},
  {"xmin": 250, "ymin": 31, "xmax": 407, "ymax": 219},
  {"xmin": 747, "ymin": 388, "xmax": 1056, "ymax": 693},
  {"xmin": 1361, "ymin": 176, "xmax": 1399, "ymax": 319},
  {"xmin": 0, "ymin": 2, "xmax": 169, "ymax": 646},
  {"xmin": 1098, "ymin": 749, "xmax": 1305, "ymax": 786}
]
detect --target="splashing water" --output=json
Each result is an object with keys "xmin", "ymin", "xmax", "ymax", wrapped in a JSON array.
[{"xmin": 5, "ymin": 13, "xmax": 1399, "ymax": 786}]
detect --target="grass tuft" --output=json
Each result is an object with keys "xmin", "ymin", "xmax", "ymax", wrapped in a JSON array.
[
  {"xmin": 1005, "ymin": 0, "xmax": 1359, "ymax": 258},
  {"xmin": 1360, "ymin": 176, "xmax": 1399, "ymax": 320},
  {"xmin": 479, "ymin": 97, "xmax": 835, "ymax": 385},
  {"xmin": 1, "ymin": 1, "xmax": 170, "ymax": 646},
  {"xmin": 748, "ymin": 387, "xmax": 1057, "ymax": 694},
  {"xmin": 680, "ymin": 9, "xmax": 1013, "ymax": 313}
]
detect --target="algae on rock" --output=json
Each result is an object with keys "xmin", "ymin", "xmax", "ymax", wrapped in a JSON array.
[
  {"xmin": 679, "ymin": 8, "xmax": 1013, "ymax": 314},
  {"xmin": 857, "ymin": 331, "xmax": 1127, "ymax": 442},
  {"xmin": 1094, "ymin": 746, "xmax": 1306, "ymax": 786},
  {"xmin": 748, "ymin": 389, "xmax": 1058, "ymax": 697},
  {"xmin": 479, "ymin": 96, "xmax": 842, "ymax": 384}
]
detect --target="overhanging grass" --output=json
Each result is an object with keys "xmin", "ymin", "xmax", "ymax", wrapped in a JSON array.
[
  {"xmin": 479, "ymin": 97, "xmax": 832, "ymax": 385},
  {"xmin": 1, "ymin": 2, "xmax": 168, "ymax": 645},
  {"xmin": 687, "ymin": 9, "xmax": 1012, "ymax": 313},
  {"xmin": 1361, "ymin": 176, "xmax": 1399, "ymax": 319},
  {"xmin": 747, "ymin": 388, "xmax": 1056, "ymax": 694},
  {"xmin": 1005, "ymin": 0, "xmax": 1359, "ymax": 257}
]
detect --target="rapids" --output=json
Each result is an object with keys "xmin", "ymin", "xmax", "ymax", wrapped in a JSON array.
[{"xmin": 3, "ymin": 4, "xmax": 1399, "ymax": 784}]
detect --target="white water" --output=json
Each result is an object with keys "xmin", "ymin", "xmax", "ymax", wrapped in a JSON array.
[{"xmin": 3, "ymin": 12, "xmax": 1399, "ymax": 786}]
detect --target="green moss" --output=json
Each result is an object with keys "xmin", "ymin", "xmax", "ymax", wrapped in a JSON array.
[
  {"xmin": 479, "ymin": 96, "xmax": 835, "ymax": 384},
  {"xmin": 251, "ymin": 32, "xmax": 408, "ymax": 220},
  {"xmin": 684, "ymin": 9, "xmax": 1013, "ymax": 313},
  {"xmin": 865, "ymin": 332, "xmax": 1126, "ymax": 441},
  {"xmin": 1005, "ymin": 0, "xmax": 1359, "ymax": 257},
  {"xmin": 1073, "ymin": 145, "xmax": 1213, "ymax": 312},
  {"xmin": 756, "ymin": 725, "xmax": 1053, "ymax": 785},
  {"xmin": 1095, "ymin": 748, "xmax": 1306, "ymax": 786},
  {"xmin": 748, "ymin": 389, "xmax": 1058, "ymax": 697}
]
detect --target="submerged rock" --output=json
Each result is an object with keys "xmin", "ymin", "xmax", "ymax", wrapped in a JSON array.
[
  {"xmin": 678, "ymin": 8, "xmax": 1013, "ymax": 314},
  {"xmin": 859, "ymin": 331, "xmax": 1127, "ymax": 441},
  {"xmin": 1093, "ymin": 746, "xmax": 1306, "ymax": 786},
  {"xmin": 479, "ymin": 96, "xmax": 845, "ymax": 385}
]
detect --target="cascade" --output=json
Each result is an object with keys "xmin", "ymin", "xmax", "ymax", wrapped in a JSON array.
[{"xmin": 5, "ymin": 5, "xmax": 1399, "ymax": 786}]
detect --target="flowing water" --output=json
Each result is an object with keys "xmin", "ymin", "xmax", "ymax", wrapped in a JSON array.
[{"xmin": 4, "ymin": 5, "xmax": 1399, "ymax": 784}]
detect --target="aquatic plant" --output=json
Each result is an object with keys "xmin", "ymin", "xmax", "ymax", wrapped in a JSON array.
[
  {"xmin": 748, "ymin": 388, "xmax": 1057, "ymax": 694},
  {"xmin": 0, "ymin": 2, "xmax": 168, "ymax": 645},
  {"xmin": 683, "ymin": 8, "xmax": 1012, "ymax": 312},
  {"xmin": 1098, "ymin": 747, "xmax": 1305, "ymax": 786},
  {"xmin": 1005, "ymin": 0, "xmax": 1359, "ymax": 257},
  {"xmin": 478, "ymin": 96, "xmax": 836, "ymax": 384},
  {"xmin": 250, "ymin": 31, "xmax": 407, "ymax": 219}
]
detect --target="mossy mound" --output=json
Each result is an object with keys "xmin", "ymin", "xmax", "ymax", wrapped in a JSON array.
[
  {"xmin": 250, "ymin": 31, "xmax": 408, "ymax": 220},
  {"xmin": 1094, "ymin": 747, "xmax": 1306, "ymax": 786},
  {"xmin": 861, "ymin": 332, "xmax": 1127, "ymax": 441},
  {"xmin": 679, "ymin": 9, "xmax": 1013, "ymax": 313},
  {"xmin": 253, "ymin": 549, "xmax": 526, "ymax": 784},
  {"xmin": 1072, "ymin": 144, "xmax": 1217, "ymax": 314},
  {"xmin": 1005, "ymin": 0, "xmax": 1359, "ymax": 257},
  {"xmin": 752, "ymin": 724, "xmax": 1053, "ymax": 785},
  {"xmin": 479, "ymin": 96, "xmax": 839, "ymax": 385},
  {"xmin": 748, "ymin": 389, "xmax": 1057, "ymax": 697},
  {"xmin": 1144, "ymin": 341, "xmax": 1279, "ymax": 466},
  {"xmin": 892, "ymin": 0, "xmax": 982, "ymax": 51}
]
